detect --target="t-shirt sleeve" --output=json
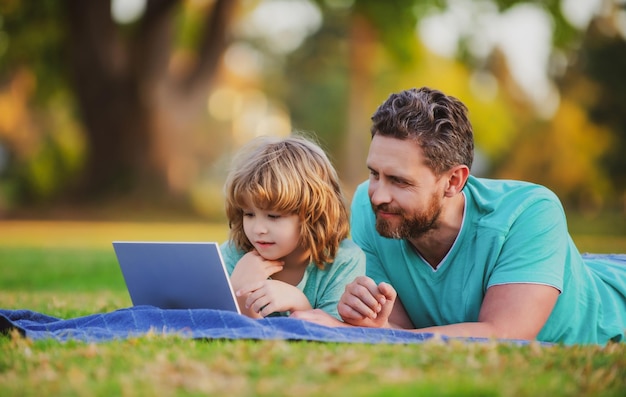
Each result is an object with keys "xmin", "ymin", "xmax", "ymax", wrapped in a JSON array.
[
  {"xmin": 486, "ymin": 197, "xmax": 568, "ymax": 292},
  {"xmin": 313, "ymin": 241, "xmax": 366, "ymax": 319},
  {"xmin": 219, "ymin": 241, "xmax": 242, "ymax": 275}
]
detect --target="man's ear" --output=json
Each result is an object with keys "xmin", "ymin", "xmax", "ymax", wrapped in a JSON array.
[{"xmin": 444, "ymin": 165, "xmax": 470, "ymax": 197}]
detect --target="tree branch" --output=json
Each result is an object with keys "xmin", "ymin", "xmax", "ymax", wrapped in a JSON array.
[
  {"xmin": 179, "ymin": 0, "xmax": 237, "ymax": 92},
  {"xmin": 131, "ymin": 0, "xmax": 179, "ymax": 84},
  {"xmin": 65, "ymin": 0, "xmax": 125, "ymax": 83}
]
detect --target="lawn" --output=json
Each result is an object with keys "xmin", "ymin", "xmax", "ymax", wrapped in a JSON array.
[{"xmin": 1, "ymin": 220, "xmax": 625, "ymax": 396}]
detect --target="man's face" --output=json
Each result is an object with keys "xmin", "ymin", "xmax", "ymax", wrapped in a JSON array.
[{"xmin": 366, "ymin": 135, "xmax": 444, "ymax": 239}]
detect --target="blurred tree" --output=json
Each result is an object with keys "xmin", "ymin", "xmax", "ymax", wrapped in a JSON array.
[
  {"xmin": 283, "ymin": 1, "xmax": 577, "ymax": 184},
  {"xmin": 283, "ymin": 1, "xmax": 514, "ymax": 193},
  {"xmin": 493, "ymin": 96, "xmax": 613, "ymax": 210},
  {"xmin": 282, "ymin": 0, "xmax": 625, "ymax": 210},
  {"xmin": 0, "ymin": 1, "xmax": 81, "ymax": 206},
  {"xmin": 65, "ymin": 0, "xmax": 235, "ymax": 200},
  {"xmin": 0, "ymin": 0, "xmax": 236, "ymax": 206},
  {"xmin": 491, "ymin": 5, "xmax": 626, "ymax": 211},
  {"xmin": 1, "ymin": 0, "xmax": 625, "ymax": 215},
  {"xmin": 285, "ymin": 0, "xmax": 427, "ymax": 192},
  {"xmin": 572, "ymin": 15, "xmax": 626, "ymax": 205}
]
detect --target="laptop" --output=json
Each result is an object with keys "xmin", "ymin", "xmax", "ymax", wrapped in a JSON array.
[{"xmin": 112, "ymin": 241, "xmax": 240, "ymax": 313}]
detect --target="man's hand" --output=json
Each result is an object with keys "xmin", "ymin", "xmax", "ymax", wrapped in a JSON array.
[
  {"xmin": 338, "ymin": 276, "xmax": 397, "ymax": 328},
  {"xmin": 229, "ymin": 250, "xmax": 283, "ymax": 292},
  {"xmin": 290, "ymin": 309, "xmax": 348, "ymax": 327},
  {"xmin": 237, "ymin": 280, "xmax": 311, "ymax": 317}
]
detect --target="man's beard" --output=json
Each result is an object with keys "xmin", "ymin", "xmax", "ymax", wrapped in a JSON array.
[{"xmin": 373, "ymin": 193, "xmax": 442, "ymax": 239}]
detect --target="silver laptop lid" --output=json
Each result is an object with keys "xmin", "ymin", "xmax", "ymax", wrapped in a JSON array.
[{"xmin": 113, "ymin": 241, "xmax": 240, "ymax": 313}]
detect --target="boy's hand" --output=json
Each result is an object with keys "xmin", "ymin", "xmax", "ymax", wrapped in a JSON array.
[
  {"xmin": 237, "ymin": 280, "xmax": 311, "ymax": 317},
  {"xmin": 229, "ymin": 250, "xmax": 283, "ymax": 292}
]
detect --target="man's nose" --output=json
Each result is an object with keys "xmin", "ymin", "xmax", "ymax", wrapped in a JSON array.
[{"xmin": 369, "ymin": 181, "xmax": 391, "ymax": 206}]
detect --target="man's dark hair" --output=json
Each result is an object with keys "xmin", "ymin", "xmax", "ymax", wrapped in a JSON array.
[{"xmin": 370, "ymin": 87, "xmax": 474, "ymax": 175}]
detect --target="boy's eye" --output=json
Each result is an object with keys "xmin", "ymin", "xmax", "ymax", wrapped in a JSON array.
[
  {"xmin": 242, "ymin": 211, "xmax": 254, "ymax": 217},
  {"xmin": 268, "ymin": 214, "xmax": 281, "ymax": 219}
]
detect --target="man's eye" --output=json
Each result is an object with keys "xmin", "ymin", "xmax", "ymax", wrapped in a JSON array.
[{"xmin": 392, "ymin": 178, "xmax": 406, "ymax": 185}]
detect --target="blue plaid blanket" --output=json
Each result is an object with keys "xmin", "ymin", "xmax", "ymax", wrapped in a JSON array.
[{"xmin": 0, "ymin": 306, "xmax": 441, "ymax": 344}]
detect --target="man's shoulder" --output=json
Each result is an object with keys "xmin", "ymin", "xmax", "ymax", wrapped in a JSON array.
[
  {"xmin": 353, "ymin": 180, "xmax": 369, "ymax": 197},
  {"xmin": 466, "ymin": 176, "xmax": 560, "ymax": 206},
  {"xmin": 465, "ymin": 176, "xmax": 564, "ymax": 226}
]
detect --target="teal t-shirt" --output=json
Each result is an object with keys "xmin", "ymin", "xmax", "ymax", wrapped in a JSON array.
[
  {"xmin": 220, "ymin": 239, "xmax": 366, "ymax": 319},
  {"xmin": 351, "ymin": 175, "xmax": 626, "ymax": 345}
]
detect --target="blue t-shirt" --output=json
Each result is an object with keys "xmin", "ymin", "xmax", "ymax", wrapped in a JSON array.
[
  {"xmin": 351, "ymin": 175, "xmax": 626, "ymax": 345},
  {"xmin": 220, "ymin": 239, "xmax": 366, "ymax": 319}
]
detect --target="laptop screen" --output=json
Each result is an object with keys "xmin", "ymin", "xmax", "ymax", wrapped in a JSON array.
[{"xmin": 113, "ymin": 241, "xmax": 240, "ymax": 313}]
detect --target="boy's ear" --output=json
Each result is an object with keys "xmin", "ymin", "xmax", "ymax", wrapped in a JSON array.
[{"xmin": 444, "ymin": 165, "xmax": 469, "ymax": 197}]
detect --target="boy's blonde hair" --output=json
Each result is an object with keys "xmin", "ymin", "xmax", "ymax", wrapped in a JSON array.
[{"xmin": 224, "ymin": 135, "xmax": 349, "ymax": 269}]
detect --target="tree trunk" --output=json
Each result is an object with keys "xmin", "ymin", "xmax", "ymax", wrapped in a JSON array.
[
  {"xmin": 64, "ymin": 0, "xmax": 170, "ymax": 199},
  {"xmin": 63, "ymin": 0, "xmax": 236, "ymax": 201},
  {"xmin": 343, "ymin": 13, "xmax": 377, "ymax": 198}
]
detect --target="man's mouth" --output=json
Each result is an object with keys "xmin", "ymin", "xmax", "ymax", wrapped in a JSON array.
[
  {"xmin": 376, "ymin": 210, "xmax": 397, "ymax": 218},
  {"xmin": 375, "ymin": 206, "xmax": 401, "ymax": 218}
]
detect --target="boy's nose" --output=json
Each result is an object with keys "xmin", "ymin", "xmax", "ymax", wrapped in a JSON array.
[{"xmin": 252, "ymin": 220, "xmax": 268, "ymax": 234}]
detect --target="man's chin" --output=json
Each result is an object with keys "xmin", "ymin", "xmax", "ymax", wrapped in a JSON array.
[{"xmin": 375, "ymin": 221, "xmax": 404, "ymax": 240}]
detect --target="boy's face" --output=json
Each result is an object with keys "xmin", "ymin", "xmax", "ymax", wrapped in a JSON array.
[{"xmin": 242, "ymin": 204, "xmax": 302, "ymax": 262}]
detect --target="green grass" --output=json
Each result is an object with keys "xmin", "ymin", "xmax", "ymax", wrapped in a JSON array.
[
  {"xmin": 0, "ymin": 247, "xmax": 125, "ymax": 291},
  {"xmin": 1, "ymin": 221, "xmax": 625, "ymax": 396},
  {"xmin": 2, "ymin": 335, "xmax": 624, "ymax": 397}
]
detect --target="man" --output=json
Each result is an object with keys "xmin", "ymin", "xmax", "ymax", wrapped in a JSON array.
[{"xmin": 292, "ymin": 87, "xmax": 626, "ymax": 345}]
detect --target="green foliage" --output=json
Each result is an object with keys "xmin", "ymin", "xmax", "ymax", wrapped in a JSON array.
[
  {"xmin": 353, "ymin": 0, "xmax": 423, "ymax": 65},
  {"xmin": 492, "ymin": 98, "xmax": 615, "ymax": 208},
  {"xmin": 576, "ymin": 22, "xmax": 626, "ymax": 194},
  {"xmin": 1, "ymin": 0, "xmax": 625, "ymax": 214},
  {"xmin": 8, "ymin": 93, "xmax": 84, "ymax": 203},
  {"xmin": 0, "ymin": 2, "xmax": 84, "ymax": 204},
  {"xmin": 0, "ymin": 0, "xmax": 67, "ymax": 103},
  {"xmin": 174, "ymin": 1, "xmax": 207, "ymax": 51},
  {"xmin": 282, "ymin": 7, "xmax": 350, "ymax": 157}
]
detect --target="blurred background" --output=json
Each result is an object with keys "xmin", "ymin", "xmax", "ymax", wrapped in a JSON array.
[{"xmin": 0, "ymin": 0, "xmax": 624, "ymax": 230}]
